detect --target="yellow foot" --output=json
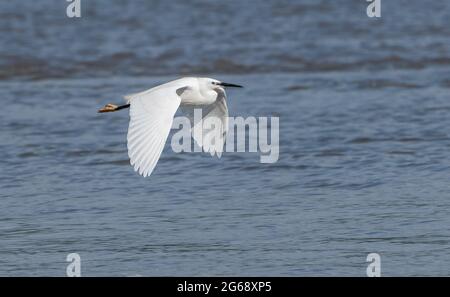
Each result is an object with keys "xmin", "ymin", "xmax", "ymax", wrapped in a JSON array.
[{"xmin": 98, "ymin": 103, "xmax": 118, "ymax": 113}]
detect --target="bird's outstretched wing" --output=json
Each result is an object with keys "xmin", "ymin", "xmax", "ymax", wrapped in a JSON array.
[
  {"xmin": 180, "ymin": 89, "xmax": 228, "ymax": 157},
  {"xmin": 127, "ymin": 88, "xmax": 181, "ymax": 177}
]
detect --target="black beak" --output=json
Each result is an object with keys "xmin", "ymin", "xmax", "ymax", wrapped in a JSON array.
[{"xmin": 218, "ymin": 82, "xmax": 243, "ymax": 88}]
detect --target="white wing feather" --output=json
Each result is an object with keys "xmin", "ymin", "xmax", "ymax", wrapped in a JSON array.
[
  {"xmin": 127, "ymin": 89, "xmax": 181, "ymax": 177},
  {"xmin": 180, "ymin": 90, "xmax": 228, "ymax": 157}
]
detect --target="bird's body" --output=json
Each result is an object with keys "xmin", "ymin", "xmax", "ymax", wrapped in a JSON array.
[
  {"xmin": 98, "ymin": 77, "xmax": 242, "ymax": 177},
  {"xmin": 125, "ymin": 77, "xmax": 217, "ymax": 105}
]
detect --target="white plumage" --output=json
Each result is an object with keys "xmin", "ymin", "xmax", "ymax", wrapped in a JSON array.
[{"xmin": 99, "ymin": 77, "xmax": 242, "ymax": 177}]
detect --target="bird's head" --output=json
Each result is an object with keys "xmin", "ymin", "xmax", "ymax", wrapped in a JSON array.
[{"xmin": 200, "ymin": 78, "xmax": 243, "ymax": 93}]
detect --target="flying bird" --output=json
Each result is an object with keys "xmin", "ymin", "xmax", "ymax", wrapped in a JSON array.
[{"xmin": 98, "ymin": 77, "xmax": 243, "ymax": 177}]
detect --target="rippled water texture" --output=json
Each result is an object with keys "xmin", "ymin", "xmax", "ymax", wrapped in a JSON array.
[{"xmin": 1, "ymin": 0, "xmax": 450, "ymax": 276}]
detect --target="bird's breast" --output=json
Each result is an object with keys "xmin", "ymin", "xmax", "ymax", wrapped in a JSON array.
[{"xmin": 180, "ymin": 90, "xmax": 217, "ymax": 105}]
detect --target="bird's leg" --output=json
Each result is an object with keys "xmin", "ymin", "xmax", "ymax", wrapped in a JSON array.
[{"xmin": 98, "ymin": 103, "xmax": 130, "ymax": 113}]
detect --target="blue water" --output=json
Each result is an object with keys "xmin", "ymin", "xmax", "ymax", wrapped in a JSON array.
[{"xmin": 1, "ymin": 0, "xmax": 450, "ymax": 276}]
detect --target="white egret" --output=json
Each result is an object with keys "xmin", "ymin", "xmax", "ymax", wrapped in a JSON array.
[{"xmin": 98, "ymin": 77, "xmax": 243, "ymax": 177}]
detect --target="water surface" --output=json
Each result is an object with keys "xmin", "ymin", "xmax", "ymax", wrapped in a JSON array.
[{"xmin": 1, "ymin": 0, "xmax": 450, "ymax": 276}]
